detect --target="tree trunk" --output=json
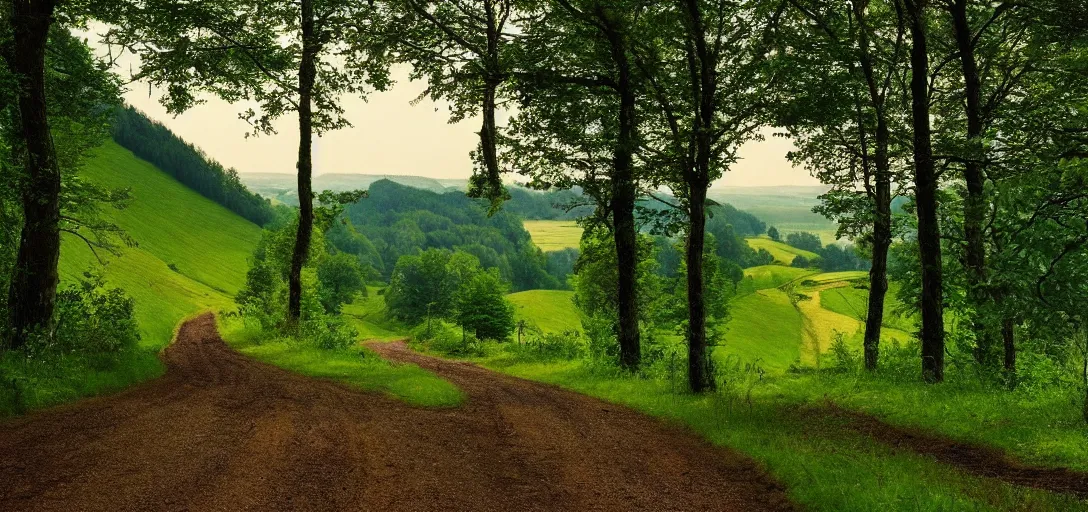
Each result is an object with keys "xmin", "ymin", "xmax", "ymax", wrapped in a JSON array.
[
  {"xmin": 1002, "ymin": 316, "xmax": 1015, "ymax": 385},
  {"xmin": 5, "ymin": 0, "xmax": 61, "ymax": 350},
  {"xmin": 855, "ymin": 1, "xmax": 891, "ymax": 371},
  {"xmin": 683, "ymin": 0, "xmax": 715, "ymax": 392},
  {"xmin": 863, "ymin": 107, "xmax": 892, "ymax": 371},
  {"xmin": 288, "ymin": 0, "xmax": 317, "ymax": 325},
  {"xmin": 603, "ymin": 11, "xmax": 640, "ymax": 370},
  {"xmin": 905, "ymin": 0, "xmax": 945, "ymax": 383},
  {"xmin": 473, "ymin": 0, "xmax": 504, "ymax": 205},
  {"xmin": 686, "ymin": 184, "xmax": 711, "ymax": 392},
  {"xmin": 951, "ymin": 0, "xmax": 993, "ymax": 368}
]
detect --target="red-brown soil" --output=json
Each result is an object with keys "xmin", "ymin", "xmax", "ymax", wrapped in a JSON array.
[{"xmin": 0, "ymin": 314, "xmax": 793, "ymax": 511}]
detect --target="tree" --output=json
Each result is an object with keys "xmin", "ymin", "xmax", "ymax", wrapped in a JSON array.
[
  {"xmin": 386, "ymin": 0, "xmax": 519, "ymax": 208},
  {"xmin": 106, "ymin": 0, "xmax": 392, "ymax": 326},
  {"xmin": 455, "ymin": 268, "xmax": 515, "ymax": 340},
  {"xmin": 767, "ymin": 226, "xmax": 780, "ymax": 241},
  {"xmin": 900, "ymin": 0, "xmax": 946, "ymax": 383},
  {"xmin": 635, "ymin": 0, "xmax": 775, "ymax": 392},
  {"xmin": 3, "ymin": 0, "xmax": 63, "ymax": 348},
  {"xmin": 777, "ymin": 0, "xmax": 908, "ymax": 371},
  {"xmin": 506, "ymin": 0, "xmax": 647, "ymax": 369},
  {"xmin": 386, "ymin": 249, "xmax": 481, "ymax": 322},
  {"xmin": 3, "ymin": 10, "xmax": 125, "ymax": 349},
  {"xmin": 316, "ymin": 252, "xmax": 367, "ymax": 314}
]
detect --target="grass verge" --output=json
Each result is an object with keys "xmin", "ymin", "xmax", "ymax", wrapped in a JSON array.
[
  {"xmin": 218, "ymin": 317, "xmax": 463, "ymax": 408},
  {"xmin": 463, "ymin": 353, "xmax": 1087, "ymax": 511}
]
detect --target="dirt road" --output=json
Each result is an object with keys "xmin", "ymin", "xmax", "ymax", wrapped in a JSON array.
[{"xmin": 0, "ymin": 314, "xmax": 791, "ymax": 511}]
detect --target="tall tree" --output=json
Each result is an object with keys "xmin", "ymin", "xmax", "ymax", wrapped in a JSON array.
[
  {"xmin": 388, "ymin": 0, "xmax": 516, "ymax": 208},
  {"xmin": 507, "ymin": 0, "xmax": 645, "ymax": 369},
  {"xmin": 636, "ymin": 0, "xmax": 773, "ymax": 391},
  {"xmin": 3, "ymin": 0, "xmax": 61, "ymax": 349},
  {"xmin": 777, "ymin": 0, "xmax": 907, "ymax": 371},
  {"xmin": 900, "ymin": 0, "xmax": 945, "ymax": 382},
  {"xmin": 106, "ymin": 0, "xmax": 391, "ymax": 325}
]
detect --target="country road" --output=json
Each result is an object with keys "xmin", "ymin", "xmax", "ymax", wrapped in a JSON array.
[{"xmin": 0, "ymin": 313, "xmax": 791, "ymax": 511}]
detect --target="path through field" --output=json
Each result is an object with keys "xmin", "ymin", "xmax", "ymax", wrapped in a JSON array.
[{"xmin": 0, "ymin": 314, "xmax": 791, "ymax": 511}]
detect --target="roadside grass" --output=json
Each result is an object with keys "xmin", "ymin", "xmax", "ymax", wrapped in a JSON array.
[
  {"xmin": 218, "ymin": 317, "xmax": 463, "ymax": 408},
  {"xmin": 745, "ymin": 236, "xmax": 819, "ymax": 265},
  {"xmin": 342, "ymin": 287, "xmax": 409, "ymax": 341},
  {"xmin": 523, "ymin": 220, "xmax": 583, "ymax": 252},
  {"xmin": 2, "ymin": 142, "xmax": 260, "ymax": 417},
  {"xmin": 507, "ymin": 289, "xmax": 581, "ymax": 333},
  {"xmin": 444, "ymin": 351, "xmax": 1087, "ymax": 511},
  {"xmin": 772, "ymin": 371, "xmax": 1088, "ymax": 473}
]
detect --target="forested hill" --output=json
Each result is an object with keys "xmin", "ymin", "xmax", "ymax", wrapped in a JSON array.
[
  {"xmin": 332, "ymin": 179, "xmax": 567, "ymax": 291},
  {"xmin": 110, "ymin": 105, "xmax": 276, "ymax": 226}
]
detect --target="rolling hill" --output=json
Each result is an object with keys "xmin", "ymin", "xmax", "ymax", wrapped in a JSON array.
[{"xmin": 60, "ymin": 141, "xmax": 263, "ymax": 349}]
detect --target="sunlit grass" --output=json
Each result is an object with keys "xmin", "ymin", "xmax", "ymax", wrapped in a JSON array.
[
  {"xmin": 507, "ymin": 289, "xmax": 581, "ymax": 333},
  {"xmin": 745, "ymin": 236, "xmax": 819, "ymax": 265},
  {"xmin": 218, "ymin": 317, "xmax": 463, "ymax": 408},
  {"xmin": 523, "ymin": 220, "xmax": 583, "ymax": 252}
]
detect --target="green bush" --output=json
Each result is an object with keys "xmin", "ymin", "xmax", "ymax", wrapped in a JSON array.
[{"xmin": 51, "ymin": 271, "xmax": 140, "ymax": 356}]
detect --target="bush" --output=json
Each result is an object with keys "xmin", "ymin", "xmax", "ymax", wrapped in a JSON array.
[
  {"xmin": 412, "ymin": 320, "xmax": 485, "ymax": 356},
  {"xmin": 510, "ymin": 330, "xmax": 587, "ymax": 361},
  {"xmin": 51, "ymin": 272, "xmax": 140, "ymax": 357}
]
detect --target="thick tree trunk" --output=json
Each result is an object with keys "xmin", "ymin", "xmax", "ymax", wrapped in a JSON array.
[
  {"xmin": 686, "ymin": 185, "xmax": 711, "ymax": 392},
  {"xmin": 288, "ymin": 0, "xmax": 317, "ymax": 324},
  {"xmin": 905, "ymin": 0, "xmax": 945, "ymax": 383},
  {"xmin": 5, "ymin": 0, "xmax": 60, "ymax": 350},
  {"xmin": 604, "ymin": 15, "xmax": 640, "ymax": 370},
  {"xmin": 951, "ymin": 0, "xmax": 993, "ymax": 368}
]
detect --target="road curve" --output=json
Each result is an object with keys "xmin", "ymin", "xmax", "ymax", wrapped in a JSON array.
[{"xmin": 0, "ymin": 313, "xmax": 791, "ymax": 511}]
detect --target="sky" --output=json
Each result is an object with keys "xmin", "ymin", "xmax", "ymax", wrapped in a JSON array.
[{"xmin": 91, "ymin": 31, "xmax": 818, "ymax": 188}]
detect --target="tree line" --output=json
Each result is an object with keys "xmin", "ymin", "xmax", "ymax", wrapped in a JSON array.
[
  {"xmin": 110, "ymin": 106, "xmax": 276, "ymax": 226},
  {"xmin": 3, "ymin": 0, "xmax": 1087, "ymax": 401}
]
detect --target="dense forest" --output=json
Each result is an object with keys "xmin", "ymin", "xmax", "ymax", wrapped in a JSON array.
[{"xmin": 111, "ymin": 106, "xmax": 276, "ymax": 226}]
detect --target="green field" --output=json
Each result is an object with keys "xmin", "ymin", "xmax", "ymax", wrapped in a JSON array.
[
  {"xmin": 523, "ymin": 220, "xmax": 583, "ymax": 252},
  {"xmin": 60, "ymin": 141, "xmax": 263, "ymax": 347},
  {"xmin": 507, "ymin": 289, "xmax": 581, "ymax": 333},
  {"xmin": 745, "ymin": 236, "xmax": 820, "ymax": 265}
]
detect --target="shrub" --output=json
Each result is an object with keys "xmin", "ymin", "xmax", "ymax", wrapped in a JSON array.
[{"xmin": 51, "ymin": 272, "xmax": 140, "ymax": 356}]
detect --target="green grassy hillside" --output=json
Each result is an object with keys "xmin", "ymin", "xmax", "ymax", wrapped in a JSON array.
[
  {"xmin": 507, "ymin": 290, "xmax": 581, "ymax": 333},
  {"xmin": 60, "ymin": 141, "xmax": 263, "ymax": 348},
  {"xmin": 2, "ymin": 141, "xmax": 262, "ymax": 415},
  {"xmin": 523, "ymin": 220, "xmax": 583, "ymax": 252},
  {"xmin": 745, "ymin": 236, "xmax": 819, "ymax": 265}
]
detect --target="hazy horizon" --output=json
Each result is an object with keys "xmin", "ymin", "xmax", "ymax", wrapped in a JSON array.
[{"xmin": 88, "ymin": 28, "xmax": 819, "ymax": 189}]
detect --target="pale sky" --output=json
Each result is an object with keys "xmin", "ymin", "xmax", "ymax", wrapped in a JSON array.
[{"xmin": 90, "ymin": 31, "xmax": 817, "ymax": 188}]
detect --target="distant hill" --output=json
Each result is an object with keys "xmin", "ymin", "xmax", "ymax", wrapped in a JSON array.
[
  {"xmin": 707, "ymin": 185, "xmax": 839, "ymax": 243},
  {"xmin": 240, "ymin": 173, "xmax": 463, "ymax": 205}
]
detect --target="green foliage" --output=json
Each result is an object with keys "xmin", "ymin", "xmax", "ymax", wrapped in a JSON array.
[
  {"xmin": 455, "ymin": 269, "xmax": 515, "ymax": 341},
  {"xmin": 316, "ymin": 252, "xmax": 367, "ymax": 314},
  {"xmin": 234, "ymin": 220, "xmax": 359, "ymax": 348},
  {"xmin": 343, "ymin": 180, "xmax": 560, "ymax": 290},
  {"xmin": 785, "ymin": 231, "xmax": 823, "ymax": 253},
  {"xmin": 571, "ymin": 228, "xmax": 663, "ymax": 363},
  {"xmin": 767, "ymin": 226, "xmax": 780, "ymax": 241},
  {"xmin": 790, "ymin": 255, "xmax": 812, "ymax": 269},
  {"xmin": 386, "ymin": 248, "xmax": 479, "ymax": 323},
  {"xmin": 51, "ymin": 271, "xmax": 140, "ymax": 357}
]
